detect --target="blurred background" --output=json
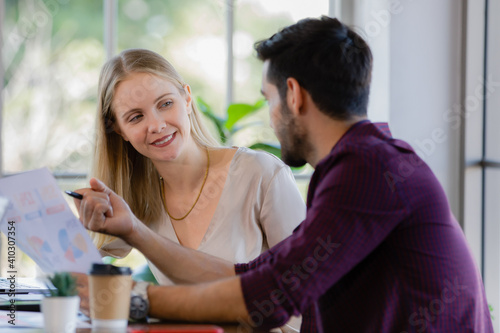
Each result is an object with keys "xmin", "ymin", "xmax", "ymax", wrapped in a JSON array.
[{"xmin": 1, "ymin": 0, "xmax": 500, "ymax": 329}]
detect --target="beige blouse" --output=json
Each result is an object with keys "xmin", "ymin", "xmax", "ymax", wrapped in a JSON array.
[{"xmin": 100, "ymin": 147, "xmax": 306, "ymax": 285}]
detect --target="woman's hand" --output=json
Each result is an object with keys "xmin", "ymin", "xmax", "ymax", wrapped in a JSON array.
[{"xmin": 73, "ymin": 178, "xmax": 138, "ymax": 242}]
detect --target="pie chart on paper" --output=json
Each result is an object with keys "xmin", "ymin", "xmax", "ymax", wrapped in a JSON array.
[
  {"xmin": 58, "ymin": 229, "xmax": 88, "ymax": 263},
  {"xmin": 28, "ymin": 236, "xmax": 52, "ymax": 256}
]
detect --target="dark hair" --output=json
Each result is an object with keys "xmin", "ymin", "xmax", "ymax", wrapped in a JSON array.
[{"xmin": 255, "ymin": 16, "xmax": 372, "ymax": 120}]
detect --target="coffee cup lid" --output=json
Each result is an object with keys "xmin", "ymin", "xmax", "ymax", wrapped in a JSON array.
[{"xmin": 90, "ymin": 263, "xmax": 132, "ymax": 275}]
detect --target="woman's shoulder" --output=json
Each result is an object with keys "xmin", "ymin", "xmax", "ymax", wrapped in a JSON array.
[
  {"xmin": 229, "ymin": 146, "xmax": 291, "ymax": 182},
  {"xmin": 233, "ymin": 146, "xmax": 287, "ymax": 169}
]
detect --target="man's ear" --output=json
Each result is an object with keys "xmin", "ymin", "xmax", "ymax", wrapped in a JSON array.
[{"xmin": 286, "ymin": 77, "xmax": 304, "ymax": 116}]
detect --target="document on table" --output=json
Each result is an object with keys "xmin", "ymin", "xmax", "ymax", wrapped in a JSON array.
[{"xmin": 0, "ymin": 168, "xmax": 102, "ymax": 273}]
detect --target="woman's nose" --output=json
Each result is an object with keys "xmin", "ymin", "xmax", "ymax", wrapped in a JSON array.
[{"xmin": 148, "ymin": 110, "xmax": 166, "ymax": 133}]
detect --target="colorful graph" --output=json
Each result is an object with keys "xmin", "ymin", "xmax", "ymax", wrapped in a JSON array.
[
  {"xmin": 58, "ymin": 229, "xmax": 88, "ymax": 263},
  {"xmin": 0, "ymin": 168, "xmax": 103, "ymax": 273},
  {"xmin": 28, "ymin": 236, "xmax": 52, "ymax": 256}
]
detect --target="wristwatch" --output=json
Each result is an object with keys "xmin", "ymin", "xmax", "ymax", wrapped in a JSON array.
[{"xmin": 129, "ymin": 281, "xmax": 150, "ymax": 321}]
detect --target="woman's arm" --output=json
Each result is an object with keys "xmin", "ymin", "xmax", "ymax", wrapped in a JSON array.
[
  {"xmin": 76, "ymin": 178, "xmax": 235, "ymax": 284},
  {"xmin": 127, "ymin": 219, "xmax": 235, "ymax": 283}
]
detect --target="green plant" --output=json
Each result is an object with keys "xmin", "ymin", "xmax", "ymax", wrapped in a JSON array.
[
  {"xmin": 46, "ymin": 272, "xmax": 78, "ymax": 297},
  {"xmin": 197, "ymin": 97, "xmax": 308, "ymax": 173},
  {"xmin": 196, "ymin": 97, "xmax": 306, "ymax": 173},
  {"xmin": 196, "ymin": 97, "xmax": 281, "ymax": 155}
]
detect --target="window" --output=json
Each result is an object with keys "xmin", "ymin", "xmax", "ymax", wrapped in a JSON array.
[
  {"xmin": 1, "ymin": 0, "xmax": 332, "ymax": 173},
  {"xmin": 2, "ymin": 0, "xmax": 104, "ymax": 176},
  {"xmin": 464, "ymin": 0, "xmax": 500, "ymax": 330},
  {"xmin": 463, "ymin": 0, "xmax": 500, "ymax": 329}
]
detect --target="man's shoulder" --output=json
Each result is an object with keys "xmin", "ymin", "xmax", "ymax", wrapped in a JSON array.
[
  {"xmin": 327, "ymin": 123, "xmax": 416, "ymax": 170},
  {"xmin": 314, "ymin": 129, "xmax": 430, "ymax": 193},
  {"xmin": 319, "ymin": 135, "xmax": 393, "ymax": 173}
]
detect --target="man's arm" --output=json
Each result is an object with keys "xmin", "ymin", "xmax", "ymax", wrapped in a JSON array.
[
  {"xmin": 148, "ymin": 276, "xmax": 250, "ymax": 324},
  {"xmin": 74, "ymin": 273, "xmax": 249, "ymax": 321}
]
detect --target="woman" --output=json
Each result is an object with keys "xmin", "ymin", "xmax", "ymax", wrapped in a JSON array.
[{"xmin": 86, "ymin": 48, "xmax": 305, "ymax": 286}]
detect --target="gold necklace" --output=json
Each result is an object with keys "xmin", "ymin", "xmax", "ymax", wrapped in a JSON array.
[{"xmin": 160, "ymin": 147, "xmax": 210, "ymax": 221}]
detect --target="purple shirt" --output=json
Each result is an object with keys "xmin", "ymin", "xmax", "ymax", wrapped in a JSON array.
[{"xmin": 235, "ymin": 120, "xmax": 493, "ymax": 332}]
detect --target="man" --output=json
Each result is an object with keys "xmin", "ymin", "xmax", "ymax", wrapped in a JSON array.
[{"xmin": 77, "ymin": 17, "xmax": 493, "ymax": 332}]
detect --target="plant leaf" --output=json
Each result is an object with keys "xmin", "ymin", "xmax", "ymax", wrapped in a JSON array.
[
  {"xmin": 47, "ymin": 272, "xmax": 78, "ymax": 297},
  {"xmin": 102, "ymin": 256, "xmax": 117, "ymax": 264},
  {"xmin": 249, "ymin": 143, "xmax": 282, "ymax": 158},
  {"xmin": 196, "ymin": 97, "xmax": 229, "ymax": 143},
  {"xmin": 225, "ymin": 99, "xmax": 266, "ymax": 131},
  {"xmin": 229, "ymin": 120, "xmax": 264, "ymax": 135}
]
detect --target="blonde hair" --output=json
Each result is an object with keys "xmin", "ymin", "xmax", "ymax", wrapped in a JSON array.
[{"xmin": 91, "ymin": 49, "xmax": 219, "ymax": 250}]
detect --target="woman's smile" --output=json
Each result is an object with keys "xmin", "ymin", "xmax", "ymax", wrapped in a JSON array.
[{"xmin": 151, "ymin": 132, "xmax": 176, "ymax": 147}]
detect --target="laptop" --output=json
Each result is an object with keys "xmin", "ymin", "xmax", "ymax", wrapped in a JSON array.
[{"xmin": 0, "ymin": 196, "xmax": 52, "ymax": 295}]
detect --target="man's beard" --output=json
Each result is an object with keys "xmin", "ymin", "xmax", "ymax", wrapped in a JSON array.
[{"xmin": 276, "ymin": 103, "xmax": 310, "ymax": 168}]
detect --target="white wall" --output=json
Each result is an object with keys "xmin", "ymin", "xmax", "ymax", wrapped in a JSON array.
[
  {"xmin": 388, "ymin": 0, "xmax": 462, "ymax": 217},
  {"xmin": 341, "ymin": 0, "xmax": 392, "ymax": 122}
]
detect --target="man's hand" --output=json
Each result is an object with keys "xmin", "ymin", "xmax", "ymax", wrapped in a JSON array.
[{"xmin": 73, "ymin": 178, "xmax": 138, "ymax": 241}]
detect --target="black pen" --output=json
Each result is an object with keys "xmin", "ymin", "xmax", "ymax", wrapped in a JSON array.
[{"xmin": 64, "ymin": 190, "xmax": 83, "ymax": 200}]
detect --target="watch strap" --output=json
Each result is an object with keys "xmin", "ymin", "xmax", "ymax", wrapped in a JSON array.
[{"xmin": 132, "ymin": 281, "xmax": 150, "ymax": 300}]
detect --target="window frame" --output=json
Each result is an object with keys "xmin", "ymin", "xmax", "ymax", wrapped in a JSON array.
[{"xmin": 462, "ymin": 0, "xmax": 500, "ymax": 328}]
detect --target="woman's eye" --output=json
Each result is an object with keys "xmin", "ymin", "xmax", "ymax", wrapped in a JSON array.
[
  {"xmin": 160, "ymin": 101, "xmax": 172, "ymax": 108},
  {"xmin": 129, "ymin": 114, "xmax": 142, "ymax": 122}
]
